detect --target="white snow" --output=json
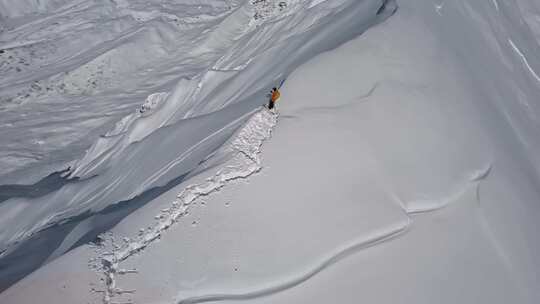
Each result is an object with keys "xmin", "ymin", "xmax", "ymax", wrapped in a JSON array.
[
  {"xmin": 1, "ymin": 0, "xmax": 540, "ymax": 303},
  {"xmin": 0, "ymin": 0, "xmax": 393, "ymax": 263}
]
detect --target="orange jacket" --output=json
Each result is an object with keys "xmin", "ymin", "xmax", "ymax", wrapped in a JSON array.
[{"xmin": 271, "ymin": 90, "xmax": 280, "ymax": 102}]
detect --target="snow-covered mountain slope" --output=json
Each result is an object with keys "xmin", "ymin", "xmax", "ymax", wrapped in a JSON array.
[
  {"xmin": 0, "ymin": 0, "xmax": 396, "ymax": 293},
  {"xmin": 2, "ymin": 0, "xmax": 540, "ymax": 302},
  {"xmin": 0, "ymin": 0, "xmax": 390, "ymax": 183},
  {"xmin": 93, "ymin": 1, "xmax": 539, "ymax": 302}
]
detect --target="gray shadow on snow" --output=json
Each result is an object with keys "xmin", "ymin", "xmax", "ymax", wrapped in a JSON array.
[
  {"xmin": 0, "ymin": 170, "xmax": 189, "ymax": 293},
  {"xmin": 0, "ymin": 168, "xmax": 77, "ymax": 204}
]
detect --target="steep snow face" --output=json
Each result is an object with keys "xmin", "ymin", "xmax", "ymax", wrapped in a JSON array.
[
  {"xmin": 0, "ymin": 0, "xmax": 396, "ymax": 292},
  {"xmin": 0, "ymin": 0, "xmax": 240, "ymax": 182}
]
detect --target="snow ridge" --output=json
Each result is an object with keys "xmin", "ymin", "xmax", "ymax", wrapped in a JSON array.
[{"xmin": 92, "ymin": 108, "xmax": 278, "ymax": 304}]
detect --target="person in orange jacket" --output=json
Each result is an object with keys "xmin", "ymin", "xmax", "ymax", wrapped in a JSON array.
[{"xmin": 268, "ymin": 87, "xmax": 280, "ymax": 109}]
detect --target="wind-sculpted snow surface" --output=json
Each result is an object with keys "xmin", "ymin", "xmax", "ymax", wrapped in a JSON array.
[
  {"xmin": 0, "ymin": 0, "xmax": 241, "ymax": 181},
  {"xmin": 0, "ymin": 0, "xmax": 397, "ymax": 290}
]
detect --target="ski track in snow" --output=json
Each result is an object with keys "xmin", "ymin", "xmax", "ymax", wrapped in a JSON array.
[
  {"xmin": 175, "ymin": 220, "xmax": 410, "ymax": 304},
  {"xmin": 93, "ymin": 108, "xmax": 278, "ymax": 304},
  {"xmin": 508, "ymin": 39, "xmax": 540, "ymax": 83}
]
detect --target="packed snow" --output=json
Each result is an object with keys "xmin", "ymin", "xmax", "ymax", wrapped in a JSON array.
[{"xmin": 1, "ymin": 0, "xmax": 540, "ymax": 303}]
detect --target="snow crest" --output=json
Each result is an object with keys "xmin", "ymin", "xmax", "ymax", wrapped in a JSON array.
[
  {"xmin": 402, "ymin": 163, "xmax": 493, "ymax": 214},
  {"xmin": 92, "ymin": 108, "xmax": 278, "ymax": 304}
]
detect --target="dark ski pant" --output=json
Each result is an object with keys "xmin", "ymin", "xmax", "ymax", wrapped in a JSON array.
[{"xmin": 268, "ymin": 100, "xmax": 275, "ymax": 109}]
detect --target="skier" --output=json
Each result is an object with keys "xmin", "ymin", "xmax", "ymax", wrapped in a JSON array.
[{"xmin": 268, "ymin": 87, "xmax": 280, "ymax": 110}]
